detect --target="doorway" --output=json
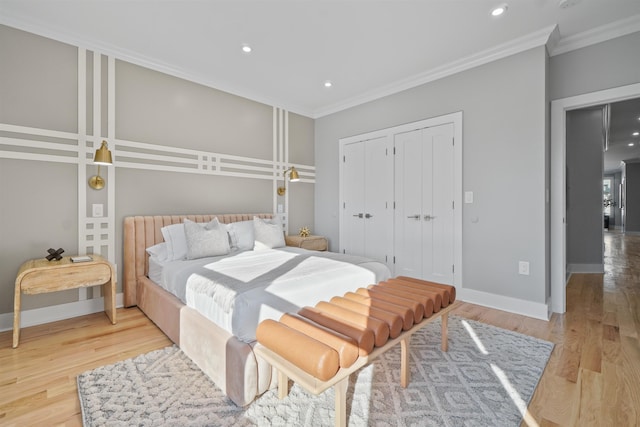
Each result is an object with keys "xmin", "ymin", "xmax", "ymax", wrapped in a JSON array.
[{"xmin": 551, "ymin": 82, "xmax": 640, "ymax": 313}]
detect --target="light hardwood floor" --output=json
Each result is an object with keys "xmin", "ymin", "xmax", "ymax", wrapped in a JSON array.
[{"xmin": 1, "ymin": 231, "xmax": 638, "ymax": 426}]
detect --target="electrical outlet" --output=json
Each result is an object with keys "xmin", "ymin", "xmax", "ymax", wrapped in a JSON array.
[
  {"xmin": 92, "ymin": 204, "xmax": 104, "ymax": 217},
  {"xmin": 518, "ymin": 261, "xmax": 530, "ymax": 275}
]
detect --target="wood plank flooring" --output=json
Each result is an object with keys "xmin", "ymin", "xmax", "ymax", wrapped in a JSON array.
[{"xmin": 1, "ymin": 230, "xmax": 638, "ymax": 426}]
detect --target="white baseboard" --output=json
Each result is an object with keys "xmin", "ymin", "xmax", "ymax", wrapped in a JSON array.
[
  {"xmin": 567, "ymin": 263, "xmax": 604, "ymax": 273},
  {"xmin": 458, "ymin": 287, "xmax": 550, "ymax": 321},
  {"xmin": 0, "ymin": 293, "xmax": 124, "ymax": 332}
]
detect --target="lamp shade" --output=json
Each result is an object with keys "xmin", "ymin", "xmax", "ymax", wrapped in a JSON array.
[
  {"xmin": 289, "ymin": 166, "xmax": 300, "ymax": 182},
  {"xmin": 94, "ymin": 140, "xmax": 113, "ymax": 165}
]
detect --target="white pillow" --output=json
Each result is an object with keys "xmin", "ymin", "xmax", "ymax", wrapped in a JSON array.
[
  {"xmin": 253, "ymin": 216, "xmax": 285, "ymax": 250},
  {"xmin": 184, "ymin": 218, "xmax": 230, "ymax": 259},
  {"xmin": 161, "ymin": 218, "xmax": 221, "ymax": 261},
  {"xmin": 146, "ymin": 242, "xmax": 169, "ymax": 262},
  {"xmin": 226, "ymin": 220, "xmax": 255, "ymax": 251},
  {"xmin": 160, "ymin": 223, "xmax": 188, "ymax": 261}
]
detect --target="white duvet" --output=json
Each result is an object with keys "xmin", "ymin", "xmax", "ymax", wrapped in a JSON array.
[{"xmin": 175, "ymin": 247, "xmax": 390, "ymax": 343}]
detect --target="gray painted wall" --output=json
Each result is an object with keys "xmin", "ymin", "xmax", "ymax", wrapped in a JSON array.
[
  {"xmin": 549, "ymin": 31, "xmax": 640, "ymax": 101},
  {"xmin": 0, "ymin": 24, "xmax": 315, "ymax": 318},
  {"xmin": 566, "ymin": 108, "xmax": 604, "ymax": 267},
  {"xmin": 625, "ymin": 162, "xmax": 640, "ymax": 232},
  {"xmin": 315, "ymin": 47, "xmax": 548, "ymax": 305}
]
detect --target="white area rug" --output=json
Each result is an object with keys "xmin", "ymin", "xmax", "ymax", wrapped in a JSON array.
[{"xmin": 77, "ymin": 316, "xmax": 553, "ymax": 426}]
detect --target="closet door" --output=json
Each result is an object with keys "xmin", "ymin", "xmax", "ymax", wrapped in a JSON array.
[
  {"xmin": 341, "ymin": 136, "xmax": 393, "ymax": 267},
  {"xmin": 342, "ymin": 141, "xmax": 366, "ymax": 256},
  {"xmin": 394, "ymin": 123, "xmax": 455, "ymax": 284}
]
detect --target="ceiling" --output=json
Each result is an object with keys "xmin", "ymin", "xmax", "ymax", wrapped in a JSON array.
[{"xmin": 2, "ymin": 0, "xmax": 640, "ymax": 119}]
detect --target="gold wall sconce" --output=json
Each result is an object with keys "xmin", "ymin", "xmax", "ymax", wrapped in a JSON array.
[
  {"xmin": 277, "ymin": 166, "xmax": 300, "ymax": 195},
  {"xmin": 88, "ymin": 140, "xmax": 113, "ymax": 190}
]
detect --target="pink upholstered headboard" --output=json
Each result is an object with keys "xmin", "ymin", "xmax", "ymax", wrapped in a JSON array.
[{"xmin": 122, "ymin": 213, "xmax": 273, "ymax": 307}]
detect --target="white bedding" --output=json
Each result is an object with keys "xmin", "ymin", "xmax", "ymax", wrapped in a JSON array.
[{"xmin": 152, "ymin": 247, "xmax": 390, "ymax": 343}]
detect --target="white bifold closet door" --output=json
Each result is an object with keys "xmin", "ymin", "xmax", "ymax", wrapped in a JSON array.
[
  {"xmin": 341, "ymin": 136, "xmax": 393, "ymax": 268},
  {"xmin": 394, "ymin": 123, "xmax": 455, "ymax": 284}
]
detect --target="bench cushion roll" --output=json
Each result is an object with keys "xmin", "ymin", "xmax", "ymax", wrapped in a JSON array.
[
  {"xmin": 279, "ymin": 313, "xmax": 359, "ymax": 369},
  {"xmin": 378, "ymin": 280, "xmax": 448, "ymax": 308},
  {"xmin": 298, "ymin": 307, "xmax": 375, "ymax": 356},
  {"xmin": 368, "ymin": 284, "xmax": 440, "ymax": 314},
  {"xmin": 354, "ymin": 288, "xmax": 425, "ymax": 322},
  {"xmin": 329, "ymin": 296, "xmax": 404, "ymax": 338},
  {"xmin": 256, "ymin": 319, "xmax": 340, "ymax": 381},
  {"xmin": 342, "ymin": 292, "xmax": 415, "ymax": 330},
  {"xmin": 395, "ymin": 276, "xmax": 457, "ymax": 304},
  {"xmin": 315, "ymin": 301, "xmax": 390, "ymax": 347}
]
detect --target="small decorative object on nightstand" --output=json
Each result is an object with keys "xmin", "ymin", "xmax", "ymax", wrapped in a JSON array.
[
  {"xmin": 285, "ymin": 234, "xmax": 328, "ymax": 251},
  {"xmin": 299, "ymin": 226, "xmax": 310, "ymax": 237},
  {"xmin": 13, "ymin": 254, "xmax": 117, "ymax": 348},
  {"xmin": 46, "ymin": 247, "xmax": 65, "ymax": 261}
]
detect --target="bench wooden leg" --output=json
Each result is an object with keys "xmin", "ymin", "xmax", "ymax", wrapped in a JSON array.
[
  {"xmin": 334, "ymin": 377, "xmax": 348, "ymax": 427},
  {"xmin": 400, "ymin": 337, "xmax": 410, "ymax": 387},
  {"xmin": 278, "ymin": 370, "xmax": 289, "ymax": 399},
  {"xmin": 441, "ymin": 313, "xmax": 448, "ymax": 352}
]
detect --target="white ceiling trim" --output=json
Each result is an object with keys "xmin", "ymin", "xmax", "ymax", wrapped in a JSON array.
[
  {"xmin": 313, "ymin": 25, "xmax": 557, "ymax": 118},
  {"xmin": 549, "ymin": 14, "xmax": 640, "ymax": 56}
]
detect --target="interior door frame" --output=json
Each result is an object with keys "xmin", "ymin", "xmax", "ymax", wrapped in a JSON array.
[
  {"xmin": 338, "ymin": 111, "xmax": 463, "ymax": 286},
  {"xmin": 550, "ymin": 82, "xmax": 640, "ymax": 314}
]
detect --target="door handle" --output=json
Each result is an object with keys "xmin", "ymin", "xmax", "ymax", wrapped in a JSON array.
[
  {"xmin": 353, "ymin": 213, "xmax": 363, "ymax": 218},
  {"xmin": 424, "ymin": 215, "xmax": 437, "ymax": 221},
  {"xmin": 407, "ymin": 214, "xmax": 420, "ymax": 219},
  {"xmin": 365, "ymin": 213, "xmax": 373, "ymax": 219}
]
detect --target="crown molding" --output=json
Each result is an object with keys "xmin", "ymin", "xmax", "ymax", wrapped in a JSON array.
[
  {"xmin": 312, "ymin": 25, "xmax": 556, "ymax": 118},
  {"xmin": 549, "ymin": 14, "xmax": 640, "ymax": 56}
]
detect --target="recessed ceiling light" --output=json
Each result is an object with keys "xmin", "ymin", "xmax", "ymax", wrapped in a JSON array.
[
  {"xmin": 491, "ymin": 4, "xmax": 508, "ymax": 17},
  {"xmin": 324, "ymin": 81, "xmax": 333, "ymax": 88},
  {"xmin": 629, "ymin": 143, "xmax": 635, "ymax": 147},
  {"xmin": 241, "ymin": 44, "xmax": 252, "ymax": 53},
  {"xmin": 633, "ymin": 131, "xmax": 639, "ymax": 136}
]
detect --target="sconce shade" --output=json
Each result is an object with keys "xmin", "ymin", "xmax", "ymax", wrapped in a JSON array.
[
  {"xmin": 277, "ymin": 166, "xmax": 300, "ymax": 195},
  {"xmin": 93, "ymin": 140, "xmax": 113, "ymax": 165},
  {"xmin": 289, "ymin": 167, "xmax": 300, "ymax": 182}
]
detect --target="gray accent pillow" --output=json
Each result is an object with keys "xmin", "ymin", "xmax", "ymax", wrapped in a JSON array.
[
  {"xmin": 184, "ymin": 218, "xmax": 231, "ymax": 259},
  {"xmin": 226, "ymin": 220, "xmax": 255, "ymax": 251},
  {"xmin": 253, "ymin": 216, "xmax": 285, "ymax": 250}
]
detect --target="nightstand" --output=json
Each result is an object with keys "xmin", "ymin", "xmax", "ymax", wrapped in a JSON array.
[
  {"xmin": 13, "ymin": 254, "xmax": 116, "ymax": 348},
  {"xmin": 285, "ymin": 235, "xmax": 328, "ymax": 251}
]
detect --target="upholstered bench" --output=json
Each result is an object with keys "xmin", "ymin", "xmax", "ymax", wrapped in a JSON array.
[{"xmin": 255, "ymin": 277, "xmax": 456, "ymax": 427}]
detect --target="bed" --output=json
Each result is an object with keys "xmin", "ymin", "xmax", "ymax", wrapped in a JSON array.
[{"xmin": 122, "ymin": 213, "xmax": 391, "ymax": 406}]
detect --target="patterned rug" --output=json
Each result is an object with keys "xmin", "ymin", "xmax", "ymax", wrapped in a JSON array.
[{"xmin": 77, "ymin": 316, "xmax": 553, "ymax": 426}]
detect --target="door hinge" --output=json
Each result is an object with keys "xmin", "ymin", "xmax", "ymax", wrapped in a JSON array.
[
  {"xmin": 452, "ymin": 264, "xmax": 455, "ymax": 273},
  {"xmin": 343, "ymin": 202, "xmax": 346, "ymax": 209},
  {"xmin": 343, "ymin": 249, "xmax": 346, "ymax": 254},
  {"xmin": 452, "ymin": 201, "xmax": 455, "ymax": 209},
  {"xmin": 343, "ymin": 155, "xmax": 346, "ymax": 163},
  {"xmin": 393, "ymin": 147, "xmax": 396, "ymax": 155},
  {"xmin": 385, "ymin": 255, "xmax": 388, "ymax": 263},
  {"xmin": 452, "ymin": 138, "xmax": 455, "ymax": 146},
  {"xmin": 393, "ymin": 256, "xmax": 396, "ymax": 264}
]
